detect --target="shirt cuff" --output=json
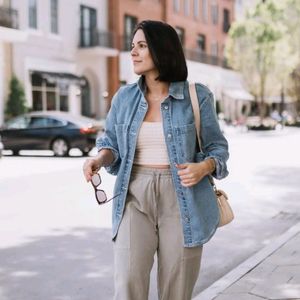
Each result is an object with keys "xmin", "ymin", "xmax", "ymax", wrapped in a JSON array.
[{"xmin": 204, "ymin": 156, "xmax": 229, "ymax": 180}]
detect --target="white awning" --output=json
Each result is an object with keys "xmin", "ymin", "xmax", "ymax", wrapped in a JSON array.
[{"xmin": 222, "ymin": 88, "xmax": 254, "ymax": 101}]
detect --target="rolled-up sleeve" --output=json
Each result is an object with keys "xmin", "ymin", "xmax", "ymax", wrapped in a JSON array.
[
  {"xmin": 96, "ymin": 93, "xmax": 121, "ymax": 175},
  {"xmin": 199, "ymin": 91, "xmax": 229, "ymax": 179}
]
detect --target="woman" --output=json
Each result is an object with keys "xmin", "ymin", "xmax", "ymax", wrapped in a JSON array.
[{"xmin": 83, "ymin": 20, "xmax": 229, "ymax": 300}]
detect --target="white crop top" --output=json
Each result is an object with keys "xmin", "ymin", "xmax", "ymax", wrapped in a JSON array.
[{"xmin": 133, "ymin": 122, "xmax": 170, "ymax": 165}]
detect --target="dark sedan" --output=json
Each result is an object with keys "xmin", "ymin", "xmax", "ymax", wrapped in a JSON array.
[{"xmin": 0, "ymin": 111, "xmax": 104, "ymax": 156}]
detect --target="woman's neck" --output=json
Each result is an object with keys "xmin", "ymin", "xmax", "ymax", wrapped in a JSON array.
[{"xmin": 144, "ymin": 74, "xmax": 169, "ymax": 97}]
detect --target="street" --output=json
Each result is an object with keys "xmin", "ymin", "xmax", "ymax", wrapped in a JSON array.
[{"xmin": 0, "ymin": 126, "xmax": 300, "ymax": 300}]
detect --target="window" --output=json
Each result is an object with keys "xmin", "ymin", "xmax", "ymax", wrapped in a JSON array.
[
  {"xmin": 173, "ymin": 0, "xmax": 180, "ymax": 13},
  {"xmin": 223, "ymin": 9, "xmax": 230, "ymax": 32},
  {"xmin": 124, "ymin": 15, "xmax": 137, "ymax": 50},
  {"xmin": 211, "ymin": 4, "xmax": 218, "ymax": 24},
  {"xmin": 184, "ymin": 0, "xmax": 190, "ymax": 16},
  {"xmin": 197, "ymin": 34, "xmax": 206, "ymax": 52},
  {"xmin": 29, "ymin": 117, "xmax": 48, "ymax": 128},
  {"xmin": 45, "ymin": 118, "xmax": 64, "ymax": 127},
  {"xmin": 28, "ymin": 0, "xmax": 37, "ymax": 29},
  {"xmin": 193, "ymin": 0, "xmax": 199, "ymax": 18},
  {"xmin": 28, "ymin": 117, "xmax": 64, "ymax": 128},
  {"xmin": 175, "ymin": 27, "xmax": 185, "ymax": 46},
  {"xmin": 80, "ymin": 5, "xmax": 97, "ymax": 47},
  {"xmin": 31, "ymin": 73, "xmax": 69, "ymax": 112},
  {"xmin": 202, "ymin": 0, "xmax": 208, "ymax": 22},
  {"xmin": 211, "ymin": 42, "xmax": 218, "ymax": 56},
  {"xmin": 6, "ymin": 116, "xmax": 30, "ymax": 129},
  {"xmin": 50, "ymin": 0, "xmax": 58, "ymax": 34}
]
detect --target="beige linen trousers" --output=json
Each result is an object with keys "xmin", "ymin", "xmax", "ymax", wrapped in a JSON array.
[{"xmin": 113, "ymin": 165, "xmax": 203, "ymax": 300}]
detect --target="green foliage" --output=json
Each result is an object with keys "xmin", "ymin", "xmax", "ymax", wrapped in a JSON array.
[
  {"xmin": 5, "ymin": 75, "xmax": 28, "ymax": 119},
  {"xmin": 283, "ymin": 0, "xmax": 300, "ymax": 104},
  {"xmin": 226, "ymin": 0, "xmax": 300, "ymax": 117}
]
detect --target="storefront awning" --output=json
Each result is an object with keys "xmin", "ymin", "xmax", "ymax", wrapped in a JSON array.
[
  {"xmin": 30, "ymin": 70, "xmax": 87, "ymax": 87},
  {"xmin": 222, "ymin": 88, "xmax": 254, "ymax": 101}
]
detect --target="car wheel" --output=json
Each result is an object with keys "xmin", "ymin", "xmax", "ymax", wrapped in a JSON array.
[
  {"xmin": 51, "ymin": 138, "xmax": 69, "ymax": 157},
  {"xmin": 82, "ymin": 147, "xmax": 92, "ymax": 156},
  {"xmin": 12, "ymin": 150, "xmax": 19, "ymax": 156},
  {"xmin": 82, "ymin": 150, "xmax": 90, "ymax": 156}
]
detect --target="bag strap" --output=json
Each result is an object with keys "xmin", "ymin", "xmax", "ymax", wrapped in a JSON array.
[
  {"xmin": 188, "ymin": 83, "xmax": 202, "ymax": 152},
  {"xmin": 189, "ymin": 83, "xmax": 216, "ymax": 188}
]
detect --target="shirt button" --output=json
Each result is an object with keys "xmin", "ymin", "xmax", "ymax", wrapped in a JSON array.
[
  {"xmin": 167, "ymin": 133, "xmax": 172, "ymax": 140},
  {"xmin": 164, "ymin": 105, "xmax": 169, "ymax": 110}
]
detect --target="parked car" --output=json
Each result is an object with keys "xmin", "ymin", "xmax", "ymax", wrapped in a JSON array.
[
  {"xmin": 0, "ymin": 135, "xmax": 3, "ymax": 158},
  {"xmin": 0, "ymin": 111, "xmax": 104, "ymax": 156}
]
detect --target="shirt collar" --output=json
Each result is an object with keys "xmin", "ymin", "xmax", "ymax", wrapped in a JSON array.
[{"xmin": 137, "ymin": 76, "xmax": 185, "ymax": 100}]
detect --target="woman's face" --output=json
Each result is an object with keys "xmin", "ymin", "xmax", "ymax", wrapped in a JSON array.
[{"xmin": 131, "ymin": 29, "xmax": 157, "ymax": 76}]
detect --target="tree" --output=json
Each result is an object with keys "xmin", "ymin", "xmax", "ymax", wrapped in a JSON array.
[
  {"xmin": 283, "ymin": 0, "xmax": 300, "ymax": 113},
  {"xmin": 226, "ymin": 0, "xmax": 284, "ymax": 118},
  {"xmin": 5, "ymin": 75, "xmax": 28, "ymax": 119}
]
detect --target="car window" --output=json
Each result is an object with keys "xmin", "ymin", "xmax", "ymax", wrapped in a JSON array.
[
  {"xmin": 46, "ymin": 118, "xmax": 64, "ymax": 127},
  {"xmin": 28, "ymin": 117, "xmax": 65, "ymax": 128},
  {"xmin": 6, "ymin": 116, "xmax": 30, "ymax": 129},
  {"xmin": 29, "ymin": 117, "xmax": 48, "ymax": 128}
]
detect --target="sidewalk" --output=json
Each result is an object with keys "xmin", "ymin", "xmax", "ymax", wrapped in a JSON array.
[{"xmin": 193, "ymin": 222, "xmax": 300, "ymax": 300}]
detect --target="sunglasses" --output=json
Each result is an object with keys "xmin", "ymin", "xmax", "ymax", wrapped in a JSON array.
[{"xmin": 91, "ymin": 173, "xmax": 120, "ymax": 205}]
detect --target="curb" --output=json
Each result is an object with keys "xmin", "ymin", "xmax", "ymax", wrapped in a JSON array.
[{"xmin": 192, "ymin": 221, "xmax": 300, "ymax": 300}]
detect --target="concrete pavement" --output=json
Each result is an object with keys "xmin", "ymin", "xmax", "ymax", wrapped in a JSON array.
[
  {"xmin": 194, "ymin": 222, "xmax": 300, "ymax": 300},
  {"xmin": 1, "ymin": 127, "xmax": 300, "ymax": 300}
]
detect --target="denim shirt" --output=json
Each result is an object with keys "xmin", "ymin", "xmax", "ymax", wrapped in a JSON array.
[{"xmin": 96, "ymin": 77, "xmax": 229, "ymax": 247}]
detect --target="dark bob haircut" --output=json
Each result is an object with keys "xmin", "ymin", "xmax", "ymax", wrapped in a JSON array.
[{"xmin": 132, "ymin": 20, "xmax": 188, "ymax": 82}]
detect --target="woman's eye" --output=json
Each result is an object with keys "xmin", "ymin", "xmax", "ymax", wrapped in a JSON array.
[{"xmin": 131, "ymin": 43, "xmax": 147, "ymax": 50}]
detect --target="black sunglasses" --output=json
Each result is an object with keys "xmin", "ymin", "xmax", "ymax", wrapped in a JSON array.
[{"xmin": 91, "ymin": 173, "xmax": 120, "ymax": 205}]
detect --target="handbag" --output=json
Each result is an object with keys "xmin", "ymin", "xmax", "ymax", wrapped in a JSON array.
[{"xmin": 189, "ymin": 83, "xmax": 234, "ymax": 227}]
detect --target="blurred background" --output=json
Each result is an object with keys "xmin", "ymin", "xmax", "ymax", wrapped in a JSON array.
[
  {"xmin": 0, "ymin": 1, "xmax": 300, "ymax": 300},
  {"xmin": 0, "ymin": 0, "xmax": 300, "ymax": 130}
]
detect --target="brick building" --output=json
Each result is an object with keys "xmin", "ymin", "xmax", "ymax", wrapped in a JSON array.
[
  {"xmin": 108, "ymin": 0, "xmax": 235, "ymax": 98},
  {"xmin": 1, "ymin": 0, "xmax": 251, "ymax": 125}
]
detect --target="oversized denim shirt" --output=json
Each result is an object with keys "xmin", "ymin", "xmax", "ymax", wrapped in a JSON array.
[{"xmin": 96, "ymin": 77, "xmax": 229, "ymax": 247}]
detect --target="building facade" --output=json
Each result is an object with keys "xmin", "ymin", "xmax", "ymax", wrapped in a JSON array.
[
  {"xmin": 1, "ymin": 0, "xmax": 253, "ymax": 125},
  {"xmin": 109, "ymin": 0, "xmax": 237, "ymax": 96},
  {"xmin": 0, "ymin": 0, "xmax": 27, "ymax": 125},
  {"xmin": 0, "ymin": 0, "xmax": 118, "ymax": 126},
  {"xmin": 108, "ymin": 0, "xmax": 253, "ymax": 124}
]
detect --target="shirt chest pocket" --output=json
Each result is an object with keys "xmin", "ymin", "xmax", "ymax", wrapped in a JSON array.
[
  {"xmin": 115, "ymin": 124, "xmax": 128, "ymax": 159},
  {"xmin": 173, "ymin": 123, "xmax": 197, "ymax": 162}
]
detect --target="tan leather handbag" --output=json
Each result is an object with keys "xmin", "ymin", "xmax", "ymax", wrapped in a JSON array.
[{"xmin": 189, "ymin": 83, "xmax": 234, "ymax": 227}]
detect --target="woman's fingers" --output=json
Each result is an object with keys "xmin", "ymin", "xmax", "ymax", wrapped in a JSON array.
[
  {"xmin": 83, "ymin": 159, "xmax": 100, "ymax": 182},
  {"xmin": 83, "ymin": 161, "xmax": 92, "ymax": 182},
  {"xmin": 179, "ymin": 174, "xmax": 193, "ymax": 180},
  {"xmin": 177, "ymin": 162, "xmax": 207, "ymax": 187},
  {"xmin": 181, "ymin": 181, "xmax": 196, "ymax": 187}
]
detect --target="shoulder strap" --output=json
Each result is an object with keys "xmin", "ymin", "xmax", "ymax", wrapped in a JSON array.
[
  {"xmin": 189, "ymin": 83, "xmax": 217, "ymax": 187},
  {"xmin": 189, "ymin": 83, "xmax": 202, "ymax": 153}
]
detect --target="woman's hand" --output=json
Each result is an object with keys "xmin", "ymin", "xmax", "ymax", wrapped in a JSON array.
[
  {"xmin": 176, "ymin": 161, "xmax": 212, "ymax": 187},
  {"xmin": 83, "ymin": 157, "xmax": 102, "ymax": 182},
  {"xmin": 83, "ymin": 149, "xmax": 115, "ymax": 182}
]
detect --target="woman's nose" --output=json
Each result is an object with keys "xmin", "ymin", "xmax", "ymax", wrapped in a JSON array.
[{"xmin": 131, "ymin": 47, "xmax": 137, "ymax": 56}]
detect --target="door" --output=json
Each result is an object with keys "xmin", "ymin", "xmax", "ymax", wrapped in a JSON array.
[{"xmin": 81, "ymin": 78, "xmax": 91, "ymax": 117}]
